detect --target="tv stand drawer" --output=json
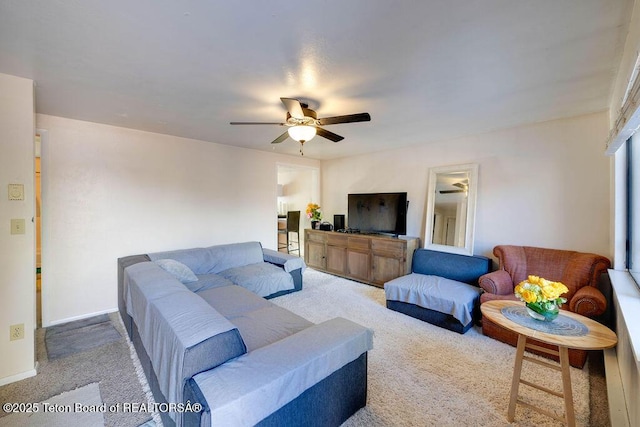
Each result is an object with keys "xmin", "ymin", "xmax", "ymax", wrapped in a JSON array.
[
  {"xmin": 348, "ymin": 236, "xmax": 370, "ymax": 252},
  {"xmin": 304, "ymin": 229, "xmax": 420, "ymax": 288},
  {"xmin": 371, "ymin": 239, "xmax": 404, "ymax": 258},
  {"xmin": 327, "ymin": 234, "xmax": 348, "ymax": 246}
]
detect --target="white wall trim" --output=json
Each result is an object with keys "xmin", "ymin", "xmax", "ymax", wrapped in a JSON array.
[
  {"xmin": 607, "ymin": 269, "xmax": 640, "ymax": 426},
  {"xmin": 0, "ymin": 367, "xmax": 37, "ymax": 387},
  {"xmin": 608, "ymin": 269, "xmax": 640, "ymax": 362},
  {"xmin": 604, "ymin": 348, "xmax": 631, "ymax": 427},
  {"xmin": 44, "ymin": 307, "xmax": 118, "ymax": 328}
]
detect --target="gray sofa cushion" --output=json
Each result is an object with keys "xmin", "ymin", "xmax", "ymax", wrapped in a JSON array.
[
  {"xmin": 154, "ymin": 259, "xmax": 200, "ymax": 291},
  {"xmin": 197, "ymin": 285, "xmax": 312, "ymax": 351},
  {"xmin": 147, "ymin": 247, "xmax": 207, "ymax": 273},
  {"xmin": 195, "ymin": 273, "xmax": 235, "ymax": 291},
  {"xmin": 147, "ymin": 242, "xmax": 265, "ymax": 275},
  {"xmin": 230, "ymin": 305, "xmax": 313, "ymax": 351},
  {"xmin": 197, "ymin": 284, "xmax": 272, "ymax": 318},
  {"xmin": 202, "ymin": 242, "xmax": 264, "ymax": 273},
  {"xmin": 219, "ymin": 262, "xmax": 294, "ymax": 297}
]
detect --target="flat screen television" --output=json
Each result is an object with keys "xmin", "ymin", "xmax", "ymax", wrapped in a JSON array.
[{"xmin": 347, "ymin": 192, "xmax": 408, "ymax": 236}]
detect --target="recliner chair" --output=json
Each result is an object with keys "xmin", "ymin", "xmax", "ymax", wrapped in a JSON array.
[{"xmin": 479, "ymin": 245, "xmax": 611, "ymax": 368}]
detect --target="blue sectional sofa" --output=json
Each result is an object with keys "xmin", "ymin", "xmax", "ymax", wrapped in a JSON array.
[{"xmin": 117, "ymin": 242, "xmax": 373, "ymax": 427}]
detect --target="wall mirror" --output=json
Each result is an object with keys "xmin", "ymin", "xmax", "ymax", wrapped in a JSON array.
[{"xmin": 424, "ymin": 163, "xmax": 478, "ymax": 256}]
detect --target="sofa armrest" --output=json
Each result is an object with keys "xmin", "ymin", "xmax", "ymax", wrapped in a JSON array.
[
  {"xmin": 190, "ymin": 317, "xmax": 373, "ymax": 427},
  {"xmin": 569, "ymin": 285, "xmax": 607, "ymax": 317},
  {"xmin": 263, "ymin": 248, "xmax": 306, "ymax": 273},
  {"xmin": 479, "ymin": 270, "xmax": 514, "ymax": 295}
]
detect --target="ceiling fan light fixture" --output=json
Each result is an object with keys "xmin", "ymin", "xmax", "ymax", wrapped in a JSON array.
[{"xmin": 288, "ymin": 125, "xmax": 316, "ymax": 143}]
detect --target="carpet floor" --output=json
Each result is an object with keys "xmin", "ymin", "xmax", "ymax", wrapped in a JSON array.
[
  {"xmin": 0, "ymin": 313, "xmax": 158, "ymax": 427},
  {"xmin": 44, "ymin": 313, "xmax": 121, "ymax": 360},
  {"xmin": 1, "ymin": 268, "xmax": 609, "ymax": 426},
  {"xmin": 272, "ymin": 268, "xmax": 610, "ymax": 427},
  {"xmin": 0, "ymin": 382, "xmax": 104, "ymax": 427}
]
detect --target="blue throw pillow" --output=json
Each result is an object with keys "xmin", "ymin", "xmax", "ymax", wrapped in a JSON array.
[{"xmin": 154, "ymin": 259, "xmax": 201, "ymax": 291}]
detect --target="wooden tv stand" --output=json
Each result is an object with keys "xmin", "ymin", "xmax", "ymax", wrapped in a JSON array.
[{"xmin": 304, "ymin": 229, "xmax": 420, "ymax": 288}]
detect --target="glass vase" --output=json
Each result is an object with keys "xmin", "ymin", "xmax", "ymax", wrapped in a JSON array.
[{"xmin": 525, "ymin": 301, "xmax": 559, "ymax": 322}]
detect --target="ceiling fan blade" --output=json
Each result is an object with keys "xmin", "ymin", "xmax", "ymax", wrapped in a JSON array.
[
  {"xmin": 230, "ymin": 122, "xmax": 286, "ymax": 125},
  {"xmin": 270, "ymin": 131, "xmax": 290, "ymax": 144},
  {"xmin": 280, "ymin": 98, "xmax": 304, "ymax": 119},
  {"xmin": 317, "ymin": 113, "xmax": 371, "ymax": 126},
  {"xmin": 316, "ymin": 127, "xmax": 344, "ymax": 142},
  {"xmin": 439, "ymin": 190, "xmax": 465, "ymax": 194}
]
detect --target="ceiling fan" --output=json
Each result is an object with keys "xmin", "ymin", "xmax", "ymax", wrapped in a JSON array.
[{"xmin": 230, "ymin": 97, "xmax": 371, "ymax": 155}]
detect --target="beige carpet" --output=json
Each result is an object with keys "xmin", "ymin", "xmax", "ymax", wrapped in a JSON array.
[
  {"xmin": 0, "ymin": 383, "xmax": 104, "ymax": 427},
  {"xmin": 272, "ymin": 268, "xmax": 593, "ymax": 426},
  {"xmin": 0, "ymin": 313, "xmax": 157, "ymax": 427}
]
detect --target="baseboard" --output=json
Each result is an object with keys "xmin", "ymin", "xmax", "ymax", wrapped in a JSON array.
[
  {"xmin": 45, "ymin": 307, "xmax": 118, "ymax": 327},
  {"xmin": 0, "ymin": 367, "xmax": 37, "ymax": 387},
  {"xmin": 604, "ymin": 348, "xmax": 631, "ymax": 427}
]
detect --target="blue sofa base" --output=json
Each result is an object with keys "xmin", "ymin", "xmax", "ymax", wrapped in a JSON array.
[
  {"xmin": 183, "ymin": 354, "xmax": 367, "ymax": 427},
  {"xmin": 132, "ymin": 317, "xmax": 368, "ymax": 427},
  {"xmin": 130, "ymin": 321, "xmax": 173, "ymax": 427},
  {"xmin": 386, "ymin": 300, "xmax": 475, "ymax": 334}
]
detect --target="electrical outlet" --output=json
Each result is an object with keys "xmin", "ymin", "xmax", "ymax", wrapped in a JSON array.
[{"xmin": 10, "ymin": 324, "xmax": 24, "ymax": 341}]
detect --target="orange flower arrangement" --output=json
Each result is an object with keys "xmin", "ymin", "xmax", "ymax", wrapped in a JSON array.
[{"xmin": 306, "ymin": 203, "xmax": 322, "ymax": 221}]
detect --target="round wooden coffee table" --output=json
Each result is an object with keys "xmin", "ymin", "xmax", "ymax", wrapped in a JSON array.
[{"xmin": 481, "ymin": 300, "xmax": 617, "ymax": 426}]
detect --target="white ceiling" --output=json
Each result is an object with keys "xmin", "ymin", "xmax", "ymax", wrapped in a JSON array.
[{"xmin": 0, "ymin": 1, "xmax": 633, "ymax": 160}]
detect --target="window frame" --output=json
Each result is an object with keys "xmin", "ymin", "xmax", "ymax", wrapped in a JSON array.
[{"xmin": 627, "ymin": 136, "xmax": 640, "ymax": 288}]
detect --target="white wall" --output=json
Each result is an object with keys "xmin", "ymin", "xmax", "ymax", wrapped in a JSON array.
[
  {"xmin": 322, "ymin": 111, "xmax": 611, "ymax": 260},
  {"xmin": 37, "ymin": 114, "xmax": 319, "ymax": 326},
  {"xmin": 0, "ymin": 74, "xmax": 36, "ymax": 385}
]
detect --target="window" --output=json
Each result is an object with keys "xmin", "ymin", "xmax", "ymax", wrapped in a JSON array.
[{"xmin": 627, "ymin": 136, "xmax": 640, "ymax": 287}]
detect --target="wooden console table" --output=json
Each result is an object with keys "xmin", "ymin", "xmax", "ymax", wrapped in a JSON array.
[
  {"xmin": 481, "ymin": 300, "xmax": 617, "ymax": 426},
  {"xmin": 304, "ymin": 229, "xmax": 419, "ymax": 287}
]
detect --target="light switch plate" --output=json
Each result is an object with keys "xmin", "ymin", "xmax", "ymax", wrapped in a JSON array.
[
  {"xmin": 8, "ymin": 184, "xmax": 24, "ymax": 201},
  {"xmin": 10, "ymin": 219, "xmax": 25, "ymax": 235}
]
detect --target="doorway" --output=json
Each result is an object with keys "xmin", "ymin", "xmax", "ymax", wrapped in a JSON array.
[{"xmin": 276, "ymin": 164, "xmax": 321, "ymax": 257}]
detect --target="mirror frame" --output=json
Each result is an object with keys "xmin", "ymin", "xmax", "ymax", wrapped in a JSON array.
[{"xmin": 424, "ymin": 163, "xmax": 479, "ymax": 256}]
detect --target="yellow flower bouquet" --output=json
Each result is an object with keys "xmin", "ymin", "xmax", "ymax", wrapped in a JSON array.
[
  {"xmin": 306, "ymin": 203, "xmax": 322, "ymax": 221},
  {"xmin": 514, "ymin": 275, "xmax": 569, "ymax": 321}
]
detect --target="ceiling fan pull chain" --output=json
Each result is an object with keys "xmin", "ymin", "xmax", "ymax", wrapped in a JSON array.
[{"xmin": 299, "ymin": 141, "xmax": 304, "ymax": 156}]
